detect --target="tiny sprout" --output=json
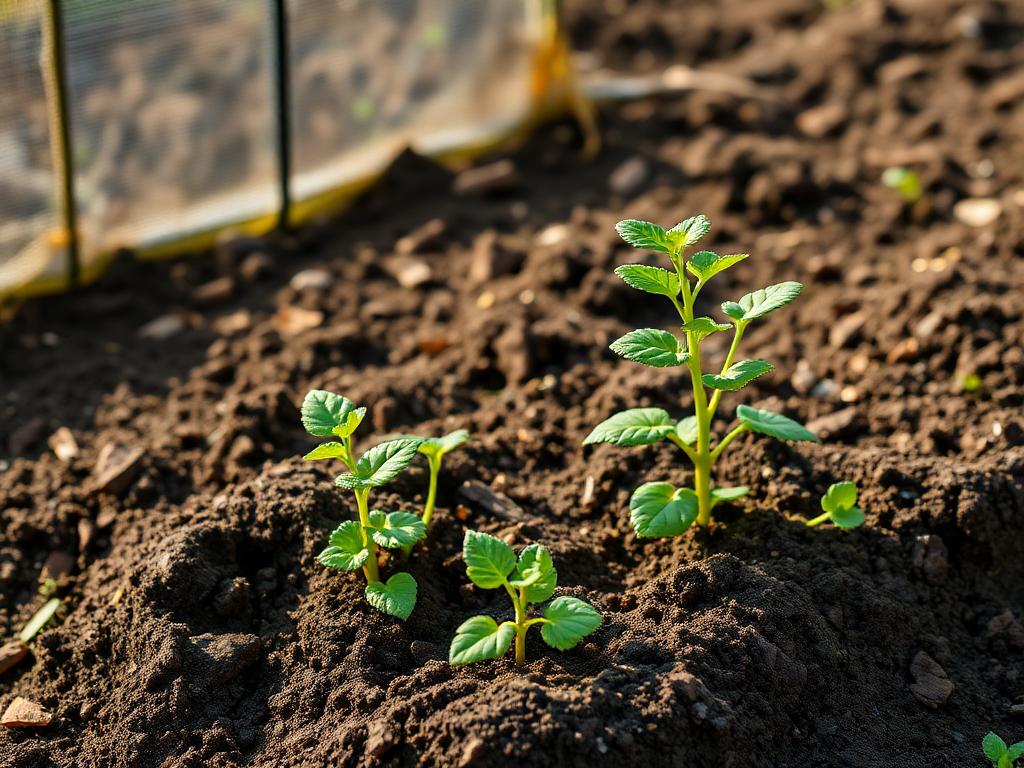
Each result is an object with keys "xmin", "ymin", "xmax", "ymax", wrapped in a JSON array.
[
  {"xmin": 585, "ymin": 215, "xmax": 817, "ymax": 537},
  {"xmin": 414, "ymin": 429, "xmax": 469, "ymax": 536},
  {"xmin": 882, "ymin": 167, "xmax": 922, "ymax": 204},
  {"xmin": 983, "ymin": 732, "xmax": 1024, "ymax": 768},
  {"xmin": 449, "ymin": 531, "xmax": 601, "ymax": 666},
  {"xmin": 806, "ymin": 481, "xmax": 865, "ymax": 529},
  {"xmin": 301, "ymin": 390, "xmax": 424, "ymax": 619},
  {"xmin": 20, "ymin": 598, "xmax": 61, "ymax": 643},
  {"xmin": 960, "ymin": 372, "xmax": 983, "ymax": 393}
]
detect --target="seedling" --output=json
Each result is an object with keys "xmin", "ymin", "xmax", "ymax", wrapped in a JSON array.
[
  {"xmin": 449, "ymin": 531, "xmax": 601, "ymax": 666},
  {"xmin": 882, "ymin": 167, "xmax": 922, "ymax": 204},
  {"xmin": 403, "ymin": 429, "xmax": 469, "ymax": 554},
  {"xmin": 19, "ymin": 598, "xmax": 61, "ymax": 643},
  {"xmin": 301, "ymin": 390, "xmax": 425, "ymax": 619},
  {"xmin": 805, "ymin": 481, "xmax": 865, "ymax": 529},
  {"xmin": 983, "ymin": 732, "xmax": 1024, "ymax": 768},
  {"xmin": 585, "ymin": 215, "xmax": 817, "ymax": 537},
  {"xmin": 959, "ymin": 372, "xmax": 983, "ymax": 393}
]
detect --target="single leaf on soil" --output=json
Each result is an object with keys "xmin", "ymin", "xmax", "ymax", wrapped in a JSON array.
[
  {"xmin": 583, "ymin": 408, "xmax": 676, "ymax": 447},
  {"xmin": 821, "ymin": 481, "xmax": 858, "ymax": 514},
  {"xmin": 683, "ymin": 317, "xmax": 731, "ymax": 345},
  {"xmin": 364, "ymin": 572, "xmax": 417, "ymax": 620},
  {"xmin": 702, "ymin": 359, "xmax": 774, "ymax": 391},
  {"xmin": 725, "ymin": 281, "xmax": 803, "ymax": 323},
  {"xmin": 668, "ymin": 215, "xmax": 711, "ymax": 248},
  {"xmin": 301, "ymin": 390, "xmax": 366, "ymax": 437},
  {"xmin": 335, "ymin": 437, "xmax": 422, "ymax": 489},
  {"xmin": 615, "ymin": 220, "xmax": 673, "ymax": 254},
  {"xmin": 613, "ymin": 264, "xmax": 680, "ymax": 297},
  {"xmin": 509, "ymin": 544, "xmax": 557, "ymax": 602},
  {"xmin": 736, "ymin": 405, "xmax": 819, "ymax": 443},
  {"xmin": 541, "ymin": 597, "xmax": 602, "ymax": 650},
  {"xmin": 303, "ymin": 442, "xmax": 349, "ymax": 461},
  {"xmin": 686, "ymin": 250, "xmax": 748, "ymax": 282},
  {"xmin": 317, "ymin": 521, "xmax": 369, "ymax": 571},
  {"xmin": 463, "ymin": 530, "xmax": 516, "ymax": 589},
  {"xmin": 609, "ymin": 329, "xmax": 686, "ymax": 367},
  {"xmin": 366, "ymin": 511, "xmax": 427, "ymax": 549},
  {"xmin": 629, "ymin": 482, "xmax": 699, "ymax": 538},
  {"xmin": 449, "ymin": 615, "xmax": 515, "ymax": 665}
]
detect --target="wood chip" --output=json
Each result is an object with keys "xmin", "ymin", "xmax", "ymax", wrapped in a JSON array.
[
  {"xmin": 0, "ymin": 642, "xmax": 29, "ymax": 677},
  {"xmin": 91, "ymin": 443, "xmax": 144, "ymax": 496},
  {"xmin": 1, "ymin": 697, "xmax": 52, "ymax": 728}
]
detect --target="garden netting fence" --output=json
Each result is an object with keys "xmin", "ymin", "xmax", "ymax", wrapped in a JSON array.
[{"xmin": 0, "ymin": 0, "xmax": 562, "ymax": 299}]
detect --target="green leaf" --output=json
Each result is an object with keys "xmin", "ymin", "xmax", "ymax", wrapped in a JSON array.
[
  {"xmin": 686, "ymin": 250, "xmax": 748, "ymax": 282},
  {"xmin": 418, "ymin": 429, "xmax": 469, "ymax": 458},
  {"xmin": 463, "ymin": 530, "xmax": 516, "ymax": 589},
  {"xmin": 674, "ymin": 416, "xmax": 698, "ymax": 445},
  {"xmin": 613, "ymin": 264, "xmax": 680, "ymax": 297},
  {"xmin": 510, "ymin": 544, "xmax": 557, "ymax": 602},
  {"xmin": 303, "ymin": 442, "xmax": 349, "ymax": 462},
  {"xmin": 541, "ymin": 597, "xmax": 602, "ymax": 650},
  {"xmin": 615, "ymin": 220, "xmax": 673, "ymax": 254},
  {"xmin": 1007, "ymin": 743, "xmax": 1024, "ymax": 762},
  {"xmin": 366, "ymin": 511, "xmax": 427, "ymax": 549},
  {"xmin": 583, "ymin": 408, "xmax": 676, "ymax": 447},
  {"xmin": 335, "ymin": 437, "xmax": 422, "ymax": 489},
  {"xmin": 19, "ymin": 598, "xmax": 61, "ymax": 643},
  {"xmin": 668, "ymin": 215, "xmax": 712, "ymax": 247},
  {"xmin": 830, "ymin": 506, "xmax": 865, "ymax": 530},
  {"xmin": 301, "ymin": 390, "xmax": 366, "ymax": 438},
  {"xmin": 983, "ymin": 732, "xmax": 1008, "ymax": 762},
  {"xmin": 736, "ymin": 405, "xmax": 819, "ymax": 443},
  {"xmin": 821, "ymin": 481, "xmax": 858, "ymax": 515},
  {"xmin": 449, "ymin": 615, "xmax": 515, "ymax": 665},
  {"xmin": 711, "ymin": 486, "xmax": 750, "ymax": 503},
  {"xmin": 610, "ymin": 329, "xmax": 687, "ymax": 368},
  {"xmin": 629, "ymin": 482, "xmax": 699, "ymax": 538},
  {"xmin": 702, "ymin": 359, "xmax": 774, "ymax": 391},
  {"xmin": 317, "ymin": 521, "xmax": 370, "ymax": 571},
  {"xmin": 726, "ymin": 282, "xmax": 803, "ymax": 323},
  {"xmin": 683, "ymin": 317, "xmax": 731, "ymax": 345},
  {"xmin": 365, "ymin": 572, "xmax": 417, "ymax": 620}
]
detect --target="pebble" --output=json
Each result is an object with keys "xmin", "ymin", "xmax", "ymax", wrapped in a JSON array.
[
  {"xmin": 91, "ymin": 442, "xmax": 145, "ymax": 496},
  {"xmin": 289, "ymin": 269, "xmax": 332, "ymax": 291},
  {"xmin": 791, "ymin": 360, "xmax": 817, "ymax": 395},
  {"xmin": 453, "ymin": 160, "xmax": 519, "ymax": 196},
  {"xmin": 366, "ymin": 719, "xmax": 400, "ymax": 758},
  {"xmin": 0, "ymin": 641, "xmax": 28, "ymax": 676},
  {"xmin": 48, "ymin": 427, "xmax": 79, "ymax": 462},
  {"xmin": 396, "ymin": 218, "xmax": 445, "ymax": 254},
  {"xmin": 192, "ymin": 276, "xmax": 236, "ymax": 306},
  {"xmin": 536, "ymin": 224, "xmax": 570, "ymax": 247},
  {"xmin": 609, "ymin": 156, "xmax": 649, "ymax": 196},
  {"xmin": 805, "ymin": 408, "xmax": 857, "ymax": 439},
  {"xmin": 239, "ymin": 252, "xmax": 275, "ymax": 281},
  {"xmin": 138, "ymin": 314, "xmax": 186, "ymax": 340},
  {"xmin": 796, "ymin": 103, "xmax": 847, "ymax": 138},
  {"xmin": 886, "ymin": 338, "xmax": 920, "ymax": 364},
  {"xmin": 829, "ymin": 313, "xmax": 865, "ymax": 349},
  {"xmin": 272, "ymin": 306, "xmax": 323, "ymax": 337},
  {"xmin": 458, "ymin": 480, "xmax": 527, "ymax": 522},
  {"xmin": 77, "ymin": 518, "xmax": 95, "ymax": 551},
  {"xmin": 1, "ymin": 697, "xmax": 51, "ymax": 728},
  {"xmin": 953, "ymin": 198, "xmax": 1001, "ymax": 227},
  {"xmin": 908, "ymin": 651, "xmax": 954, "ymax": 708},
  {"xmin": 384, "ymin": 256, "xmax": 432, "ymax": 289},
  {"xmin": 914, "ymin": 311, "xmax": 943, "ymax": 339}
]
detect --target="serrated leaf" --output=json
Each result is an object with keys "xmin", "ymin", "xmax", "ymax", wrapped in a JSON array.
[
  {"xmin": 702, "ymin": 359, "xmax": 774, "ymax": 391},
  {"xmin": 509, "ymin": 544, "xmax": 557, "ymax": 602},
  {"xmin": 629, "ymin": 482, "xmax": 699, "ymax": 538},
  {"xmin": 728, "ymin": 281, "xmax": 803, "ymax": 323},
  {"xmin": 683, "ymin": 316, "xmax": 731, "ymax": 345},
  {"xmin": 317, "ymin": 520, "xmax": 370, "ymax": 571},
  {"xmin": 686, "ymin": 250, "xmax": 748, "ymax": 282},
  {"xmin": 583, "ymin": 408, "xmax": 676, "ymax": 447},
  {"xmin": 821, "ymin": 481, "xmax": 858, "ymax": 515},
  {"xmin": 830, "ymin": 506, "xmax": 865, "ymax": 530},
  {"xmin": 615, "ymin": 220, "xmax": 673, "ymax": 254},
  {"xmin": 449, "ymin": 615, "xmax": 515, "ymax": 665},
  {"xmin": 668, "ymin": 215, "xmax": 711, "ymax": 247},
  {"xmin": 736, "ymin": 405, "xmax": 819, "ymax": 443},
  {"xmin": 366, "ymin": 511, "xmax": 427, "ymax": 549},
  {"xmin": 541, "ymin": 597, "xmax": 602, "ymax": 650},
  {"xmin": 610, "ymin": 329, "xmax": 687, "ymax": 368},
  {"xmin": 613, "ymin": 264, "xmax": 680, "ymax": 297},
  {"xmin": 301, "ymin": 390, "xmax": 366, "ymax": 437},
  {"xmin": 463, "ymin": 530, "xmax": 516, "ymax": 589},
  {"xmin": 365, "ymin": 572, "xmax": 417, "ymax": 619},
  {"xmin": 303, "ymin": 442, "xmax": 349, "ymax": 462},
  {"xmin": 674, "ymin": 416, "xmax": 699, "ymax": 445},
  {"xmin": 711, "ymin": 486, "xmax": 750, "ymax": 502},
  {"xmin": 983, "ymin": 732, "xmax": 1007, "ymax": 762},
  {"xmin": 335, "ymin": 437, "xmax": 422, "ymax": 489},
  {"xmin": 418, "ymin": 429, "xmax": 469, "ymax": 458},
  {"xmin": 19, "ymin": 598, "xmax": 61, "ymax": 643}
]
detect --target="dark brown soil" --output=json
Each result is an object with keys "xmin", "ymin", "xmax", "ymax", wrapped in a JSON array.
[{"xmin": 3, "ymin": 0, "xmax": 1024, "ymax": 766}]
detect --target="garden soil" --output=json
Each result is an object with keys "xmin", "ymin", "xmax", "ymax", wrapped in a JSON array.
[{"xmin": 2, "ymin": 0, "xmax": 1023, "ymax": 765}]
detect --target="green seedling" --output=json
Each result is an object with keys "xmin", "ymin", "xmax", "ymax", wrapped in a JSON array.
[
  {"xmin": 882, "ymin": 166, "xmax": 922, "ymax": 204},
  {"xmin": 983, "ymin": 732, "xmax": 1024, "ymax": 768},
  {"xmin": 449, "ymin": 531, "xmax": 601, "ymax": 666},
  {"xmin": 301, "ymin": 390, "xmax": 425, "ymax": 619},
  {"xmin": 403, "ymin": 430, "xmax": 469, "ymax": 555},
  {"xmin": 19, "ymin": 598, "xmax": 61, "ymax": 643},
  {"xmin": 585, "ymin": 215, "xmax": 817, "ymax": 537},
  {"xmin": 805, "ymin": 481, "xmax": 865, "ymax": 529},
  {"xmin": 959, "ymin": 372, "xmax": 983, "ymax": 393}
]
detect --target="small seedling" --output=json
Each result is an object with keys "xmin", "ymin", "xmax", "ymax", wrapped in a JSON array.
[
  {"xmin": 449, "ymin": 531, "xmax": 601, "ymax": 666},
  {"xmin": 585, "ymin": 215, "xmax": 817, "ymax": 537},
  {"xmin": 882, "ymin": 167, "xmax": 922, "ymax": 204},
  {"xmin": 19, "ymin": 598, "xmax": 61, "ymax": 643},
  {"xmin": 412, "ymin": 429, "xmax": 469, "ymax": 541},
  {"xmin": 301, "ymin": 390, "xmax": 425, "ymax": 619},
  {"xmin": 805, "ymin": 481, "xmax": 865, "ymax": 529},
  {"xmin": 959, "ymin": 372, "xmax": 983, "ymax": 393},
  {"xmin": 983, "ymin": 732, "xmax": 1024, "ymax": 768}
]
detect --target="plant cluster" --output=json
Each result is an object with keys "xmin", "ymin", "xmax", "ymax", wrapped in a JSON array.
[
  {"xmin": 585, "ymin": 215, "xmax": 818, "ymax": 537},
  {"xmin": 984, "ymin": 732, "xmax": 1024, "ymax": 768}
]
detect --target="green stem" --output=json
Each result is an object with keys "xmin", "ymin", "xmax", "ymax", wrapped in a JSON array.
[
  {"xmin": 805, "ymin": 511, "xmax": 832, "ymax": 528},
  {"xmin": 421, "ymin": 455, "xmax": 441, "ymax": 530},
  {"xmin": 710, "ymin": 423, "xmax": 749, "ymax": 463},
  {"xmin": 354, "ymin": 488, "xmax": 379, "ymax": 583},
  {"xmin": 708, "ymin": 322, "xmax": 746, "ymax": 418},
  {"xmin": 693, "ymin": 453, "xmax": 712, "ymax": 527},
  {"xmin": 513, "ymin": 587, "xmax": 527, "ymax": 665},
  {"xmin": 667, "ymin": 432, "xmax": 699, "ymax": 464}
]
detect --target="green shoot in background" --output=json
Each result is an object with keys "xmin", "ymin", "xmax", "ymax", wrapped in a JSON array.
[
  {"xmin": 449, "ymin": 531, "xmax": 601, "ymax": 666},
  {"xmin": 882, "ymin": 166, "xmax": 922, "ymax": 204},
  {"xmin": 584, "ymin": 215, "xmax": 817, "ymax": 538},
  {"xmin": 983, "ymin": 732, "xmax": 1024, "ymax": 768},
  {"xmin": 805, "ymin": 481, "xmax": 865, "ymax": 529}
]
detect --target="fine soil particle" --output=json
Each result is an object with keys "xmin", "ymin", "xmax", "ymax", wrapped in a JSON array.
[{"xmin": 2, "ymin": 0, "xmax": 1024, "ymax": 766}]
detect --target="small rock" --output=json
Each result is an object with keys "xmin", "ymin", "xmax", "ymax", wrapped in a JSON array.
[
  {"xmin": 91, "ymin": 442, "xmax": 144, "ymax": 496},
  {"xmin": 453, "ymin": 160, "xmax": 519, "ymax": 196},
  {"xmin": 536, "ymin": 224, "xmax": 570, "ymax": 247},
  {"xmin": 48, "ymin": 427, "xmax": 79, "ymax": 462},
  {"xmin": 42, "ymin": 550, "xmax": 75, "ymax": 581},
  {"xmin": 954, "ymin": 198, "xmax": 1001, "ymax": 227},
  {"xmin": 1, "ymin": 697, "xmax": 52, "ymax": 728},
  {"xmin": 609, "ymin": 156, "xmax": 649, "ymax": 196},
  {"xmin": 791, "ymin": 360, "xmax": 817, "ymax": 395},
  {"xmin": 912, "ymin": 535, "xmax": 948, "ymax": 585},
  {"xmin": 1011, "ymin": 703, "xmax": 1024, "ymax": 719},
  {"xmin": 77, "ymin": 518, "xmax": 95, "ymax": 552},
  {"xmin": 213, "ymin": 309, "xmax": 252, "ymax": 335},
  {"xmin": 805, "ymin": 408, "xmax": 858, "ymax": 439},
  {"xmin": 192, "ymin": 276, "xmax": 236, "ymax": 306},
  {"xmin": 459, "ymin": 736, "xmax": 485, "ymax": 767},
  {"xmin": 366, "ymin": 719, "xmax": 399, "ymax": 758},
  {"xmin": 396, "ymin": 218, "xmax": 445, "ymax": 254},
  {"xmin": 887, "ymin": 338, "xmax": 920, "ymax": 364},
  {"xmin": 289, "ymin": 269, "xmax": 332, "ymax": 291},
  {"xmin": 914, "ymin": 311, "xmax": 943, "ymax": 339},
  {"xmin": 8, "ymin": 417, "xmax": 47, "ymax": 455},
  {"xmin": 0, "ymin": 641, "xmax": 29, "ymax": 676},
  {"xmin": 384, "ymin": 256, "xmax": 432, "ymax": 289},
  {"xmin": 829, "ymin": 313, "xmax": 865, "ymax": 349},
  {"xmin": 417, "ymin": 335, "xmax": 450, "ymax": 356},
  {"xmin": 469, "ymin": 230, "xmax": 523, "ymax": 284},
  {"xmin": 458, "ymin": 480, "xmax": 527, "ymax": 522},
  {"xmin": 138, "ymin": 314, "xmax": 186, "ymax": 340},
  {"xmin": 796, "ymin": 103, "xmax": 847, "ymax": 138},
  {"xmin": 272, "ymin": 306, "xmax": 323, "ymax": 337},
  {"xmin": 239, "ymin": 252, "xmax": 275, "ymax": 281},
  {"xmin": 909, "ymin": 651, "xmax": 954, "ymax": 708}
]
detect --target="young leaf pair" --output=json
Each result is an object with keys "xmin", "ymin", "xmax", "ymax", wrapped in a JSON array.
[
  {"xmin": 984, "ymin": 732, "xmax": 1024, "ymax": 768},
  {"xmin": 449, "ymin": 531, "xmax": 601, "ymax": 666},
  {"xmin": 585, "ymin": 215, "xmax": 818, "ymax": 538},
  {"xmin": 806, "ymin": 481, "xmax": 865, "ymax": 529},
  {"xmin": 301, "ymin": 390, "xmax": 466, "ymax": 619}
]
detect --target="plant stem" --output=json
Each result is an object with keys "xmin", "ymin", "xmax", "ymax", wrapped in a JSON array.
[
  {"xmin": 805, "ymin": 511, "xmax": 832, "ymax": 527},
  {"xmin": 708, "ymin": 323, "xmax": 745, "ymax": 418},
  {"xmin": 710, "ymin": 423, "xmax": 749, "ymax": 463},
  {"xmin": 354, "ymin": 488, "xmax": 379, "ymax": 582},
  {"xmin": 420, "ymin": 454, "xmax": 441, "ymax": 529},
  {"xmin": 513, "ymin": 587, "xmax": 527, "ymax": 665}
]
